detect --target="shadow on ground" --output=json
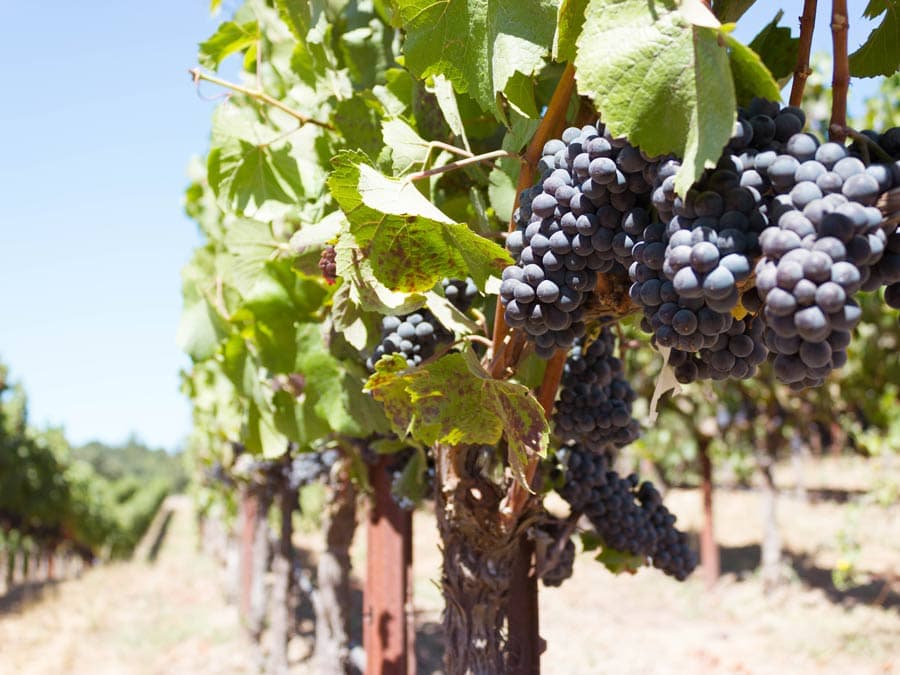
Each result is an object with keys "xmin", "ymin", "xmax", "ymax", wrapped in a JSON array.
[
  {"xmin": 718, "ymin": 542, "xmax": 899, "ymax": 612},
  {"xmin": 0, "ymin": 579, "xmax": 61, "ymax": 614}
]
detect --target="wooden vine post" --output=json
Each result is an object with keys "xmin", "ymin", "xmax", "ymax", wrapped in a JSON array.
[
  {"xmin": 238, "ymin": 487, "xmax": 258, "ymax": 621},
  {"xmin": 364, "ymin": 456, "xmax": 414, "ymax": 675},
  {"xmin": 494, "ymin": 65, "xmax": 576, "ymax": 675},
  {"xmin": 697, "ymin": 433, "xmax": 719, "ymax": 588}
]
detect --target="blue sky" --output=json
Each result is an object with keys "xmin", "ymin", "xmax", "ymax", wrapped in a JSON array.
[{"xmin": 0, "ymin": 2, "xmax": 885, "ymax": 451}]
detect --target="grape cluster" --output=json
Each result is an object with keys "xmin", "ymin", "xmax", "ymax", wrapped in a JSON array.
[
  {"xmin": 553, "ymin": 329, "xmax": 639, "ymax": 452},
  {"xmin": 501, "ymin": 122, "xmax": 667, "ymax": 357},
  {"xmin": 287, "ymin": 448, "xmax": 341, "ymax": 490},
  {"xmin": 366, "ymin": 310, "xmax": 452, "ymax": 371},
  {"xmin": 642, "ymin": 100, "xmax": 898, "ymax": 386},
  {"xmin": 631, "ymin": 113, "xmax": 776, "ymax": 355},
  {"xmin": 319, "ymin": 244, "xmax": 337, "ymax": 285},
  {"xmin": 667, "ymin": 314, "xmax": 768, "ymax": 383},
  {"xmin": 535, "ymin": 519, "xmax": 576, "ymax": 588},
  {"xmin": 554, "ymin": 444, "xmax": 696, "ymax": 580},
  {"xmin": 441, "ymin": 277, "xmax": 479, "ymax": 312},
  {"xmin": 749, "ymin": 137, "xmax": 897, "ymax": 387}
]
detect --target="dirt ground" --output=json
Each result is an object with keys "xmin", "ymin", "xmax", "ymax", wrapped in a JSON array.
[
  {"xmin": 1, "ymin": 456, "xmax": 898, "ymax": 675},
  {"xmin": 0, "ymin": 496, "xmax": 256, "ymax": 675}
]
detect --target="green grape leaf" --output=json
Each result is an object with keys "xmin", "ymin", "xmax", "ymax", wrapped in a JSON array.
[
  {"xmin": 177, "ymin": 296, "xmax": 228, "ymax": 362},
  {"xmin": 428, "ymin": 75, "xmax": 470, "ymax": 152},
  {"xmin": 333, "ymin": 95, "xmax": 385, "ymax": 160},
  {"xmin": 246, "ymin": 401, "xmax": 286, "ymax": 459},
  {"xmin": 554, "ymin": 0, "xmax": 589, "ymax": 62},
  {"xmin": 710, "ymin": 0, "xmax": 756, "ymax": 23},
  {"xmin": 220, "ymin": 218, "xmax": 284, "ymax": 299},
  {"xmin": 502, "ymin": 114, "xmax": 541, "ymax": 154},
  {"xmin": 395, "ymin": 0, "xmax": 557, "ymax": 120},
  {"xmin": 364, "ymin": 349, "xmax": 549, "ymax": 486},
  {"xmin": 423, "ymin": 291, "xmax": 482, "ymax": 337},
  {"xmin": 274, "ymin": 0, "xmax": 311, "ymax": 40},
  {"xmin": 328, "ymin": 151, "xmax": 512, "ymax": 293},
  {"xmin": 503, "ymin": 71, "xmax": 540, "ymax": 119},
  {"xmin": 381, "ymin": 118, "xmax": 432, "ymax": 175},
  {"xmin": 329, "ymin": 283, "xmax": 370, "ymax": 351},
  {"xmin": 488, "ymin": 156, "xmax": 520, "ymax": 224},
  {"xmin": 207, "ymin": 105, "xmax": 303, "ymax": 219},
  {"xmin": 724, "ymin": 33, "xmax": 782, "ymax": 107},
  {"xmin": 391, "ymin": 445, "xmax": 428, "ymax": 507},
  {"xmin": 199, "ymin": 21, "xmax": 260, "ymax": 70},
  {"xmin": 594, "ymin": 546, "xmax": 646, "ymax": 574},
  {"xmin": 272, "ymin": 323, "xmax": 389, "ymax": 445},
  {"xmin": 746, "ymin": 11, "xmax": 800, "ymax": 87},
  {"xmin": 340, "ymin": 24, "xmax": 390, "ymax": 91},
  {"xmin": 849, "ymin": 1, "xmax": 900, "ymax": 78},
  {"xmin": 575, "ymin": 0, "xmax": 739, "ymax": 195}
]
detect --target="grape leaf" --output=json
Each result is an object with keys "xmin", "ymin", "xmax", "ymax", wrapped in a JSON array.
[
  {"xmin": 333, "ymin": 95, "xmax": 385, "ymax": 160},
  {"xmin": 488, "ymin": 156, "xmax": 520, "ymax": 224},
  {"xmin": 207, "ymin": 105, "xmax": 303, "ymax": 220},
  {"xmin": 177, "ymin": 297, "xmax": 228, "ymax": 362},
  {"xmin": 274, "ymin": 0, "xmax": 312, "ymax": 39},
  {"xmin": 849, "ymin": 0, "xmax": 900, "ymax": 78},
  {"xmin": 330, "ymin": 282, "xmax": 370, "ymax": 350},
  {"xmin": 328, "ymin": 151, "xmax": 512, "ymax": 292},
  {"xmin": 395, "ymin": 0, "xmax": 557, "ymax": 121},
  {"xmin": 724, "ymin": 33, "xmax": 782, "ymax": 107},
  {"xmin": 554, "ymin": 0, "xmax": 588, "ymax": 62},
  {"xmin": 178, "ymin": 251, "xmax": 229, "ymax": 362},
  {"xmin": 247, "ymin": 401, "xmax": 286, "ymax": 459},
  {"xmin": 710, "ymin": 0, "xmax": 756, "ymax": 23},
  {"xmin": 428, "ymin": 75, "xmax": 470, "ymax": 152},
  {"xmin": 364, "ymin": 349, "xmax": 549, "ymax": 485},
  {"xmin": 391, "ymin": 445, "xmax": 428, "ymax": 507},
  {"xmin": 746, "ymin": 10, "xmax": 800, "ymax": 87},
  {"xmin": 594, "ymin": 546, "xmax": 645, "ymax": 574},
  {"xmin": 381, "ymin": 118, "xmax": 432, "ymax": 175},
  {"xmin": 199, "ymin": 21, "xmax": 260, "ymax": 70},
  {"xmin": 574, "ymin": 0, "xmax": 740, "ymax": 195},
  {"xmin": 220, "ymin": 218, "xmax": 285, "ymax": 298}
]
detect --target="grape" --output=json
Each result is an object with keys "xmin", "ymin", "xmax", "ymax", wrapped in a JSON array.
[
  {"xmin": 885, "ymin": 282, "xmax": 900, "ymax": 309},
  {"xmin": 536, "ymin": 519, "xmax": 576, "ymax": 587},
  {"xmin": 287, "ymin": 448, "xmax": 341, "ymax": 490},
  {"xmin": 318, "ymin": 244, "xmax": 338, "ymax": 285},
  {"xmin": 367, "ymin": 310, "xmax": 452, "ymax": 371},
  {"xmin": 842, "ymin": 172, "xmax": 881, "ymax": 205}
]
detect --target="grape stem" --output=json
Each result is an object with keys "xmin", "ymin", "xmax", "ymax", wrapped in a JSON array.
[
  {"xmin": 829, "ymin": 0, "xmax": 849, "ymax": 142},
  {"xmin": 188, "ymin": 67, "xmax": 335, "ymax": 130},
  {"xmin": 458, "ymin": 334, "xmax": 495, "ymax": 349},
  {"xmin": 833, "ymin": 124, "xmax": 894, "ymax": 163},
  {"xmin": 405, "ymin": 150, "xmax": 518, "ymax": 182},
  {"xmin": 789, "ymin": 0, "xmax": 818, "ymax": 106}
]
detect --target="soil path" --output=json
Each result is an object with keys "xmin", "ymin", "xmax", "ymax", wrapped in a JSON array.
[{"xmin": 0, "ymin": 495, "xmax": 254, "ymax": 675}]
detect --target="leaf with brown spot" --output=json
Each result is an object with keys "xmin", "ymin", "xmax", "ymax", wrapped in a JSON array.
[
  {"xmin": 364, "ymin": 349, "xmax": 549, "ymax": 486},
  {"xmin": 328, "ymin": 151, "xmax": 512, "ymax": 293}
]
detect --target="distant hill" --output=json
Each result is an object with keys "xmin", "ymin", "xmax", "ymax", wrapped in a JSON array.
[{"xmin": 74, "ymin": 435, "xmax": 188, "ymax": 491}]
